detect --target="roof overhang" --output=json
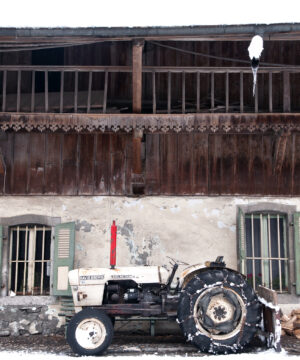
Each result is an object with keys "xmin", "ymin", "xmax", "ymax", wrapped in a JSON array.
[{"xmin": 1, "ymin": 23, "xmax": 300, "ymax": 44}]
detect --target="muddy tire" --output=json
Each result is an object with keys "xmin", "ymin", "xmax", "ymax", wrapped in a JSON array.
[
  {"xmin": 67, "ymin": 308, "xmax": 114, "ymax": 356},
  {"xmin": 110, "ymin": 316, "xmax": 116, "ymax": 327},
  {"xmin": 177, "ymin": 268, "xmax": 261, "ymax": 354}
]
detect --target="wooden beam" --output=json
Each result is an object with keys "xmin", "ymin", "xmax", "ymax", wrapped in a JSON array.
[
  {"xmin": 283, "ymin": 71, "xmax": 291, "ymax": 112},
  {"xmin": 152, "ymin": 71, "xmax": 156, "ymax": 114},
  {"xmin": 74, "ymin": 71, "xmax": 78, "ymax": 113},
  {"xmin": 196, "ymin": 71, "xmax": 200, "ymax": 112},
  {"xmin": 87, "ymin": 71, "xmax": 92, "ymax": 113},
  {"xmin": 60, "ymin": 71, "xmax": 64, "ymax": 113},
  {"xmin": 167, "ymin": 72, "xmax": 171, "ymax": 114},
  {"xmin": 210, "ymin": 72, "xmax": 214, "ymax": 110},
  {"xmin": 17, "ymin": 70, "xmax": 21, "ymax": 112},
  {"xmin": 2, "ymin": 70, "xmax": 7, "ymax": 112},
  {"xmin": 103, "ymin": 71, "xmax": 108, "ymax": 114},
  {"xmin": 45, "ymin": 70, "xmax": 48, "ymax": 113},
  {"xmin": 225, "ymin": 72, "xmax": 229, "ymax": 113},
  {"xmin": 240, "ymin": 72, "xmax": 244, "ymax": 113},
  {"xmin": 131, "ymin": 40, "xmax": 145, "ymax": 185},
  {"xmin": 268, "ymin": 72, "xmax": 273, "ymax": 113},
  {"xmin": 0, "ymin": 65, "xmax": 299, "ymax": 74},
  {"xmin": 182, "ymin": 72, "xmax": 185, "ymax": 114},
  {"xmin": 132, "ymin": 39, "xmax": 144, "ymax": 113},
  {"xmin": 255, "ymin": 77, "xmax": 258, "ymax": 113},
  {"xmin": 31, "ymin": 71, "xmax": 35, "ymax": 113}
]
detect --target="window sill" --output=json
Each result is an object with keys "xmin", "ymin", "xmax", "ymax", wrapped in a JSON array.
[{"xmin": 0, "ymin": 296, "xmax": 57, "ymax": 306}]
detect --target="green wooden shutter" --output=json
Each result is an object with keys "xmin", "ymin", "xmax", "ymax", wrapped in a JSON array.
[
  {"xmin": 238, "ymin": 208, "xmax": 246, "ymax": 274},
  {"xmin": 294, "ymin": 212, "xmax": 300, "ymax": 295},
  {"xmin": 53, "ymin": 222, "xmax": 75, "ymax": 296},
  {"xmin": 0, "ymin": 226, "xmax": 2, "ymax": 289}
]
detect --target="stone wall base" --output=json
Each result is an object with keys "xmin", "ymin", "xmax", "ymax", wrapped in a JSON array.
[{"xmin": 0, "ymin": 306, "xmax": 64, "ymax": 336}]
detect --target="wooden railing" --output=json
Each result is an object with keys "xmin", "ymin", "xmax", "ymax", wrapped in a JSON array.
[
  {"xmin": 146, "ymin": 66, "xmax": 299, "ymax": 114},
  {"xmin": 0, "ymin": 65, "xmax": 299, "ymax": 114},
  {"xmin": 0, "ymin": 66, "xmax": 129, "ymax": 114}
]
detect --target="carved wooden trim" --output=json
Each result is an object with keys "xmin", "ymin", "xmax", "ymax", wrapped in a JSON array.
[{"xmin": 0, "ymin": 113, "xmax": 300, "ymax": 134}]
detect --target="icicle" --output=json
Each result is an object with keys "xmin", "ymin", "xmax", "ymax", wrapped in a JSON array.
[
  {"xmin": 252, "ymin": 66, "xmax": 258, "ymax": 97},
  {"xmin": 248, "ymin": 35, "xmax": 264, "ymax": 97}
]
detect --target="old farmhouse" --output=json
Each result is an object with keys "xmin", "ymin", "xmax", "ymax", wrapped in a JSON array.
[{"xmin": 0, "ymin": 19, "xmax": 299, "ymax": 335}]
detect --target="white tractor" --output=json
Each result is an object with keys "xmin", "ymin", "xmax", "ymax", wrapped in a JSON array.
[{"xmin": 66, "ymin": 222, "xmax": 280, "ymax": 356}]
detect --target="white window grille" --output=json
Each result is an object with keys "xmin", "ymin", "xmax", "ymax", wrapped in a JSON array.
[
  {"xmin": 245, "ymin": 213, "xmax": 289, "ymax": 293},
  {"xmin": 8, "ymin": 225, "xmax": 51, "ymax": 295}
]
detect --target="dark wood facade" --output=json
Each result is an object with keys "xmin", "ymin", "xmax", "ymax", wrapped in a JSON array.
[
  {"xmin": 0, "ymin": 130, "xmax": 298, "ymax": 196},
  {"xmin": 0, "ymin": 26, "xmax": 300, "ymax": 196},
  {"xmin": 1, "ymin": 40, "xmax": 300, "ymax": 114}
]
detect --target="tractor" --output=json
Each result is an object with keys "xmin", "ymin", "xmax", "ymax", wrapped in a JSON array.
[{"xmin": 66, "ymin": 221, "xmax": 280, "ymax": 356}]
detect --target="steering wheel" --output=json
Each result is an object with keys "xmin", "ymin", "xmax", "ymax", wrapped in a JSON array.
[{"xmin": 167, "ymin": 256, "xmax": 189, "ymax": 266}]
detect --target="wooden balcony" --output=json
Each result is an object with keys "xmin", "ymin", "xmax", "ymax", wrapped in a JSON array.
[{"xmin": 0, "ymin": 65, "xmax": 299, "ymax": 115}]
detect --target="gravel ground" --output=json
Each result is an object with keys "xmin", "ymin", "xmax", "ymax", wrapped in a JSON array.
[{"xmin": 0, "ymin": 334, "xmax": 298, "ymax": 357}]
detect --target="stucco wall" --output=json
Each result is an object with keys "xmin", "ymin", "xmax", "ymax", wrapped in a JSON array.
[
  {"xmin": 0, "ymin": 195, "xmax": 299, "ymax": 314},
  {"xmin": 0, "ymin": 196, "xmax": 299, "ymax": 266}
]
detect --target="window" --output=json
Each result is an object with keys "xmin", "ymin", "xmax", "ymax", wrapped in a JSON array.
[
  {"xmin": 0, "ymin": 216, "xmax": 76, "ymax": 297},
  {"xmin": 9, "ymin": 225, "xmax": 51, "ymax": 295},
  {"xmin": 244, "ymin": 213, "xmax": 288, "ymax": 293},
  {"xmin": 237, "ymin": 203, "xmax": 300, "ymax": 296}
]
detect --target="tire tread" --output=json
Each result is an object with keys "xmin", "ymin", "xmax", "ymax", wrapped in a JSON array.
[{"xmin": 177, "ymin": 269, "xmax": 261, "ymax": 354}]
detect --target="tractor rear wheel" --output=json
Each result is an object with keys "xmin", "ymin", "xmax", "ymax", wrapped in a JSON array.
[
  {"xmin": 177, "ymin": 268, "xmax": 261, "ymax": 354},
  {"xmin": 67, "ymin": 308, "xmax": 114, "ymax": 356}
]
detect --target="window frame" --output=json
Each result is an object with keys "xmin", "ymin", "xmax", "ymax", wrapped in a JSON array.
[
  {"xmin": 237, "ymin": 203, "xmax": 296, "ymax": 295},
  {"xmin": 8, "ymin": 224, "xmax": 52, "ymax": 296},
  {"xmin": 244, "ymin": 212, "xmax": 289, "ymax": 292},
  {"xmin": 0, "ymin": 214, "xmax": 61, "ymax": 299}
]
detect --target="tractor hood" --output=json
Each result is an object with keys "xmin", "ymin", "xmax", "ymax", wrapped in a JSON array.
[{"xmin": 69, "ymin": 266, "xmax": 169, "ymax": 286}]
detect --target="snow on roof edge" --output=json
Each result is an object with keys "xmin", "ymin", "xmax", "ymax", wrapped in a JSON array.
[{"xmin": 1, "ymin": 22, "xmax": 300, "ymax": 30}]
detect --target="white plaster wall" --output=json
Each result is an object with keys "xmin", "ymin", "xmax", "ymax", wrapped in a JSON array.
[
  {"xmin": 0, "ymin": 196, "xmax": 299, "ymax": 270},
  {"xmin": 1, "ymin": 195, "xmax": 300, "ymax": 311},
  {"xmin": 0, "ymin": 196, "xmax": 300, "ymax": 325}
]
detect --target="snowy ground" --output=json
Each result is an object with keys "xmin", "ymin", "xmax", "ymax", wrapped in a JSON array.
[
  {"xmin": 0, "ymin": 349, "xmax": 299, "ymax": 360},
  {"xmin": 0, "ymin": 335, "xmax": 299, "ymax": 359}
]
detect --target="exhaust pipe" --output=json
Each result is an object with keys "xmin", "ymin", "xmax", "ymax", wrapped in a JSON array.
[{"xmin": 110, "ymin": 220, "xmax": 117, "ymax": 269}]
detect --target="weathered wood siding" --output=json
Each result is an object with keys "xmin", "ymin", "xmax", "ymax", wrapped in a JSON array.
[
  {"xmin": 145, "ymin": 133, "xmax": 297, "ymax": 195},
  {"xmin": 0, "ymin": 132, "xmax": 132, "ymax": 195},
  {"xmin": 0, "ymin": 131, "xmax": 298, "ymax": 195}
]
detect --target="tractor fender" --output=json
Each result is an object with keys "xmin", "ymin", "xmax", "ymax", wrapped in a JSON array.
[{"xmin": 179, "ymin": 264, "xmax": 245, "ymax": 289}]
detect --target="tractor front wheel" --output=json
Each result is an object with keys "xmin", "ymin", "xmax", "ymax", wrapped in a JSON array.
[{"xmin": 67, "ymin": 308, "xmax": 114, "ymax": 356}]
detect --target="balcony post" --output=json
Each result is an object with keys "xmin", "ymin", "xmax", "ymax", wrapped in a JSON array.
[
  {"xmin": 132, "ymin": 39, "xmax": 144, "ymax": 113},
  {"xmin": 132, "ymin": 39, "xmax": 145, "ymax": 194},
  {"xmin": 283, "ymin": 71, "xmax": 291, "ymax": 113}
]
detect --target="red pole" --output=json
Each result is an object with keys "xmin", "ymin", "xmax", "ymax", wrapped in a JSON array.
[{"xmin": 110, "ymin": 220, "xmax": 117, "ymax": 269}]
